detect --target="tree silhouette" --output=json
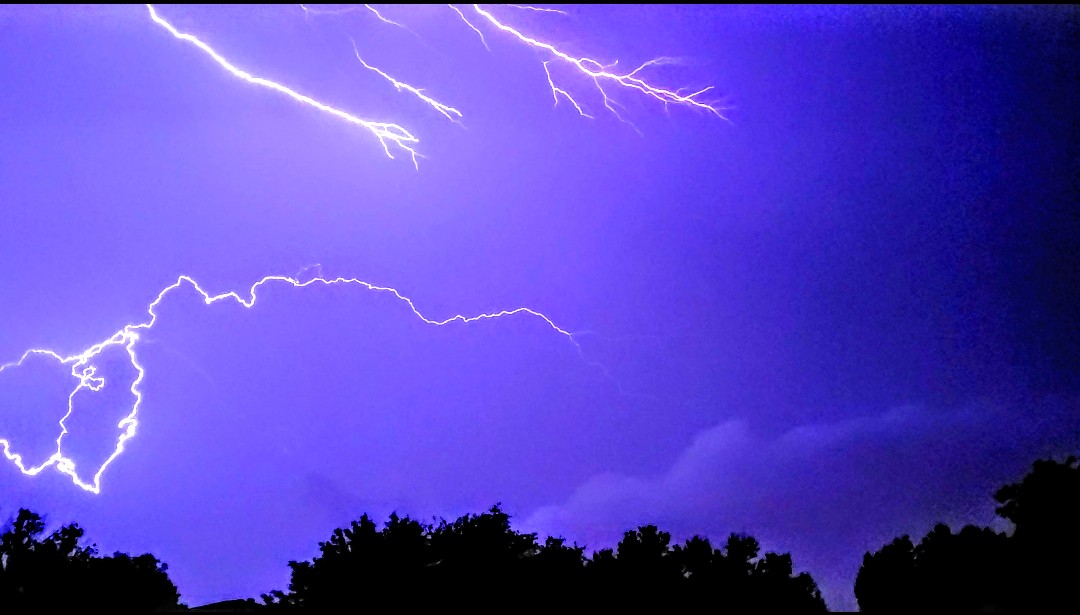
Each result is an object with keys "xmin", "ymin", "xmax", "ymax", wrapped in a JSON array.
[
  {"xmin": 427, "ymin": 504, "xmax": 541, "ymax": 606},
  {"xmin": 264, "ymin": 505, "xmax": 545, "ymax": 609},
  {"xmin": 856, "ymin": 455, "xmax": 1080, "ymax": 611},
  {"xmin": 524, "ymin": 535, "xmax": 587, "ymax": 601},
  {"xmin": 266, "ymin": 511, "xmax": 438, "ymax": 609},
  {"xmin": 855, "ymin": 524, "xmax": 1011, "ymax": 611},
  {"xmin": 854, "ymin": 535, "xmax": 918, "ymax": 611},
  {"xmin": 667, "ymin": 532, "xmax": 826, "ymax": 611},
  {"xmin": 995, "ymin": 455, "xmax": 1080, "ymax": 609},
  {"xmin": 266, "ymin": 505, "xmax": 826, "ymax": 611},
  {"xmin": 588, "ymin": 524, "xmax": 684, "ymax": 607},
  {"xmin": 0, "ymin": 508, "xmax": 180, "ymax": 610}
]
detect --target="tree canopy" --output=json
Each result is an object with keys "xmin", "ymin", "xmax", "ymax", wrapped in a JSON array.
[
  {"xmin": 856, "ymin": 455, "xmax": 1080, "ymax": 611},
  {"xmin": 4, "ymin": 452, "xmax": 1075, "ymax": 610},
  {"xmin": 0, "ymin": 508, "xmax": 181, "ymax": 610},
  {"xmin": 263, "ymin": 504, "xmax": 826, "ymax": 611}
]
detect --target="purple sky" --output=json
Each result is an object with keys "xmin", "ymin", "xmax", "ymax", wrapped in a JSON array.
[{"xmin": 1, "ymin": 5, "xmax": 1077, "ymax": 610}]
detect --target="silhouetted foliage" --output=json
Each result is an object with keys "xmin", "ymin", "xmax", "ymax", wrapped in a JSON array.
[
  {"xmin": 0, "ymin": 508, "xmax": 181, "ymax": 610},
  {"xmin": 855, "ymin": 524, "xmax": 1011, "ymax": 611},
  {"xmin": 856, "ymin": 455, "xmax": 1080, "ymax": 611},
  {"xmin": 995, "ymin": 455, "xmax": 1080, "ymax": 548},
  {"xmin": 263, "ymin": 504, "xmax": 826, "ymax": 611},
  {"xmin": 9, "ymin": 454, "xmax": 1073, "ymax": 610},
  {"xmin": 273, "ymin": 510, "xmax": 442, "ymax": 609},
  {"xmin": 667, "ymin": 532, "xmax": 825, "ymax": 611},
  {"xmin": 996, "ymin": 454, "xmax": 1080, "ymax": 610}
]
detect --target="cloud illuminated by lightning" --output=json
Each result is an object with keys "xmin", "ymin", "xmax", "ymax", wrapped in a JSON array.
[{"xmin": 0, "ymin": 273, "xmax": 593, "ymax": 494}]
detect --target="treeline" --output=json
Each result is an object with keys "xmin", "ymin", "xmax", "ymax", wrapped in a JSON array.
[
  {"xmin": 856, "ymin": 455, "xmax": 1079, "ymax": 611},
  {"xmin": 259, "ymin": 507, "xmax": 826, "ymax": 611},
  {"xmin": 0, "ymin": 508, "xmax": 179, "ymax": 610},
  {"xmin": 1, "ymin": 455, "xmax": 1076, "ymax": 611}
]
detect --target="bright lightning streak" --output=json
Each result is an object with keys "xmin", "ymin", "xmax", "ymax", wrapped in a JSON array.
[
  {"xmin": 362, "ymin": 4, "xmax": 407, "ymax": 29},
  {"xmin": 299, "ymin": 3, "xmax": 402, "ymax": 29},
  {"xmin": 161, "ymin": 4, "xmax": 722, "ymax": 157},
  {"xmin": 0, "ymin": 274, "xmax": 590, "ymax": 494},
  {"xmin": 350, "ymin": 40, "xmax": 464, "ymax": 123},
  {"xmin": 301, "ymin": 4, "xmax": 419, "ymax": 38},
  {"xmin": 3, "ymin": 4, "xmax": 717, "ymax": 494},
  {"xmin": 627, "ymin": 57, "xmax": 676, "ymax": 78},
  {"xmin": 469, "ymin": 4, "xmax": 726, "ymax": 119},
  {"xmin": 506, "ymin": 5, "xmax": 568, "ymax": 14},
  {"xmin": 590, "ymin": 77, "xmax": 644, "ymax": 136},
  {"xmin": 299, "ymin": 4, "xmax": 363, "ymax": 17},
  {"xmin": 544, "ymin": 61, "xmax": 592, "ymax": 119},
  {"xmin": 146, "ymin": 4, "xmax": 423, "ymax": 168},
  {"xmin": 448, "ymin": 4, "xmax": 490, "ymax": 51}
]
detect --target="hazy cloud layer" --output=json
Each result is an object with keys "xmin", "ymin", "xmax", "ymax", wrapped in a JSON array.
[{"xmin": 524, "ymin": 395, "xmax": 1079, "ymax": 610}]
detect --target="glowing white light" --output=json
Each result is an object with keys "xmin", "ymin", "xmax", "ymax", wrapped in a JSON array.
[{"xmin": 1, "ymin": 274, "xmax": 586, "ymax": 493}]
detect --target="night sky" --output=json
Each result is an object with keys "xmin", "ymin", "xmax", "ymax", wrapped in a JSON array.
[{"xmin": 1, "ymin": 5, "xmax": 1077, "ymax": 610}]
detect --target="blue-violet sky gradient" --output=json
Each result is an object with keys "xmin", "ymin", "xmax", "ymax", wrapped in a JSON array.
[{"xmin": 1, "ymin": 5, "xmax": 1077, "ymax": 610}]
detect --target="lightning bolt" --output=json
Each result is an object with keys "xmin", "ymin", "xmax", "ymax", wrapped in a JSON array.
[
  {"xmin": 3, "ymin": 4, "xmax": 711, "ymax": 494},
  {"xmin": 353, "ymin": 4, "xmax": 724, "ymax": 127},
  {"xmin": 146, "ymin": 4, "xmax": 423, "ymax": 168},
  {"xmin": 350, "ymin": 39, "xmax": 464, "ymax": 124},
  {"xmin": 468, "ymin": 5, "xmax": 726, "ymax": 120},
  {"xmin": 0, "ymin": 273, "xmax": 595, "ymax": 494},
  {"xmin": 149, "ymin": 4, "xmax": 723, "ymax": 165},
  {"xmin": 448, "ymin": 4, "xmax": 490, "ymax": 51},
  {"xmin": 544, "ymin": 61, "xmax": 592, "ymax": 119},
  {"xmin": 506, "ymin": 5, "xmax": 568, "ymax": 15},
  {"xmin": 360, "ymin": 4, "xmax": 407, "ymax": 29}
]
